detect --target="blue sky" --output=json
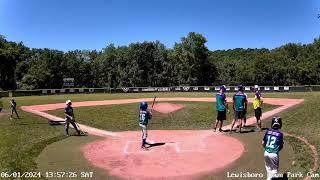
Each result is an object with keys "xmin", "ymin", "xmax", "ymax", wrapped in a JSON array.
[{"xmin": 0, "ymin": 0, "xmax": 319, "ymax": 51}]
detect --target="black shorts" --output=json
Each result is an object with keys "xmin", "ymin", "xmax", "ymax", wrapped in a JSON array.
[
  {"xmin": 217, "ymin": 110, "xmax": 227, "ymax": 121},
  {"xmin": 234, "ymin": 111, "xmax": 245, "ymax": 119},
  {"xmin": 255, "ymin": 107, "xmax": 262, "ymax": 119}
]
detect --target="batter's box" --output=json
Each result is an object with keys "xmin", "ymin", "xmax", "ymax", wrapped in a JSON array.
[
  {"xmin": 123, "ymin": 140, "xmax": 207, "ymax": 154},
  {"xmin": 123, "ymin": 141, "xmax": 155, "ymax": 154},
  {"xmin": 175, "ymin": 141, "xmax": 207, "ymax": 152}
]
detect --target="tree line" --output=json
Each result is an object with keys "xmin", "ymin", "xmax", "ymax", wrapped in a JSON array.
[{"xmin": 0, "ymin": 32, "xmax": 319, "ymax": 90}]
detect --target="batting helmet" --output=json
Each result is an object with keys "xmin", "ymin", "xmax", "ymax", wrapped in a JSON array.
[
  {"xmin": 140, "ymin": 102, "xmax": 148, "ymax": 110},
  {"xmin": 66, "ymin": 100, "xmax": 72, "ymax": 105},
  {"xmin": 271, "ymin": 117, "xmax": 282, "ymax": 129}
]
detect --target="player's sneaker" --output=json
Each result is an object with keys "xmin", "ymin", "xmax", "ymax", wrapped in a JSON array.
[
  {"xmin": 219, "ymin": 128, "xmax": 223, "ymax": 132},
  {"xmin": 141, "ymin": 145, "xmax": 149, "ymax": 150},
  {"xmin": 213, "ymin": 129, "xmax": 216, "ymax": 132}
]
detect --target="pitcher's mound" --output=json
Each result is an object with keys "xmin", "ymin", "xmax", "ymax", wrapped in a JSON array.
[{"xmin": 152, "ymin": 103, "xmax": 185, "ymax": 114}]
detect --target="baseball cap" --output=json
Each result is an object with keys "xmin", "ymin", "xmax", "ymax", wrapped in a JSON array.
[
  {"xmin": 66, "ymin": 100, "xmax": 72, "ymax": 105},
  {"xmin": 220, "ymin": 85, "xmax": 226, "ymax": 90}
]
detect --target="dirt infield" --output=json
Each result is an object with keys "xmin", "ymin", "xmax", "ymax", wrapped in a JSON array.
[
  {"xmin": 21, "ymin": 97, "xmax": 304, "ymax": 137},
  {"xmin": 83, "ymin": 130, "xmax": 244, "ymax": 179},
  {"xmin": 21, "ymin": 97, "xmax": 306, "ymax": 179}
]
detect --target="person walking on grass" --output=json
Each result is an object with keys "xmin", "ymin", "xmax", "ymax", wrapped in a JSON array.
[
  {"xmin": 10, "ymin": 98, "xmax": 20, "ymax": 120},
  {"xmin": 65, "ymin": 100, "xmax": 81, "ymax": 136},
  {"xmin": 253, "ymin": 85, "xmax": 263, "ymax": 131},
  {"xmin": 230, "ymin": 84, "xmax": 247, "ymax": 133},
  {"xmin": 262, "ymin": 117, "xmax": 283, "ymax": 180},
  {"xmin": 213, "ymin": 85, "xmax": 229, "ymax": 132}
]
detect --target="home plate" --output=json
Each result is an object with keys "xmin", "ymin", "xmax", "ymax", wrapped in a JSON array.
[{"xmin": 152, "ymin": 103, "xmax": 185, "ymax": 114}]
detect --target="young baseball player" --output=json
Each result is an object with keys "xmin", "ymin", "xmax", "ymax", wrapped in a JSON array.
[
  {"xmin": 213, "ymin": 85, "xmax": 229, "ymax": 132},
  {"xmin": 139, "ymin": 101, "xmax": 152, "ymax": 149},
  {"xmin": 253, "ymin": 85, "xmax": 263, "ymax": 131},
  {"xmin": 230, "ymin": 84, "xmax": 247, "ymax": 133},
  {"xmin": 262, "ymin": 117, "xmax": 284, "ymax": 180},
  {"xmin": 65, "ymin": 100, "xmax": 81, "ymax": 136},
  {"xmin": 10, "ymin": 98, "xmax": 20, "ymax": 120}
]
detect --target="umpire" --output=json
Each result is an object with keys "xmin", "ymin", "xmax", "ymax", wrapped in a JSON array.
[{"xmin": 65, "ymin": 100, "xmax": 81, "ymax": 136}]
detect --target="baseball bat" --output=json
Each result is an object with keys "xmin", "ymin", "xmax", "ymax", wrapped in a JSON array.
[{"xmin": 150, "ymin": 96, "xmax": 157, "ymax": 113}]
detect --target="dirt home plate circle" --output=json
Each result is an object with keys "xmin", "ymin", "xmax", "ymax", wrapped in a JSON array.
[
  {"xmin": 21, "ymin": 97, "xmax": 304, "ymax": 179},
  {"xmin": 82, "ymin": 130, "xmax": 244, "ymax": 179}
]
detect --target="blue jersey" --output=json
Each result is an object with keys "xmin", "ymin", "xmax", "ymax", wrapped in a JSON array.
[
  {"xmin": 216, "ymin": 93, "xmax": 226, "ymax": 111},
  {"xmin": 139, "ymin": 110, "xmax": 151, "ymax": 125},
  {"xmin": 233, "ymin": 92, "xmax": 247, "ymax": 111},
  {"xmin": 263, "ymin": 128, "xmax": 284, "ymax": 154},
  {"xmin": 65, "ymin": 105, "xmax": 74, "ymax": 117}
]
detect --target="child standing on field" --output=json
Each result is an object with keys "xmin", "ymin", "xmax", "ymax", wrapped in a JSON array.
[
  {"xmin": 139, "ymin": 101, "xmax": 152, "ymax": 149},
  {"xmin": 230, "ymin": 84, "xmax": 247, "ymax": 133},
  {"xmin": 253, "ymin": 85, "xmax": 263, "ymax": 131},
  {"xmin": 262, "ymin": 117, "xmax": 284, "ymax": 180},
  {"xmin": 65, "ymin": 100, "xmax": 81, "ymax": 136},
  {"xmin": 10, "ymin": 98, "xmax": 20, "ymax": 120},
  {"xmin": 213, "ymin": 85, "xmax": 229, "ymax": 132}
]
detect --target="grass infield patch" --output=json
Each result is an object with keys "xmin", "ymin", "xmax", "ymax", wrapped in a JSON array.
[{"xmin": 47, "ymin": 101, "xmax": 276, "ymax": 131}]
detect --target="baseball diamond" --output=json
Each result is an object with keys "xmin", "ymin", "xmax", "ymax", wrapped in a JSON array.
[
  {"xmin": 19, "ymin": 96, "xmax": 311, "ymax": 179},
  {"xmin": 1, "ymin": 1, "xmax": 320, "ymax": 179}
]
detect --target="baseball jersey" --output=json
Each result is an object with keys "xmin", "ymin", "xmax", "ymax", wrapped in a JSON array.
[
  {"xmin": 263, "ymin": 128, "xmax": 284, "ymax": 154},
  {"xmin": 139, "ymin": 110, "xmax": 151, "ymax": 125},
  {"xmin": 65, "ymin": 105, "xmax": 74, "ymax": 117},
  {"xmin": 253, "ymin": 91, "xmax": 263, "ymax": 109},
  {"xmin": 216, "ymin": 93, "xmax": 227, "ymax": 111},
  {"xmin": 233, "ymin": 92, "xmax": 247, "ymax": 111}
]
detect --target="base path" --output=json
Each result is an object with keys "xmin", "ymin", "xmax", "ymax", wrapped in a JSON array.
[{"xmin": 21, "ymin": 97, "xmax": 304, "ymax": 179}]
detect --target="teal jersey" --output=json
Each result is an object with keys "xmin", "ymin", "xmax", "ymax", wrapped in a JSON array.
[
  {"xmin": 263, "ymin": 128, "xmax": 284, "ymax": 154},
  {"xmin": 216, "ymin": 93, "xmax": 226, "ymax": 111},
  {"xmin": 139, "ymin": 110, "xmax": 151, "ymax": 125},
  {"xmin": 233, "ymin": 92, "xmax": 247, "ymax": 111}
]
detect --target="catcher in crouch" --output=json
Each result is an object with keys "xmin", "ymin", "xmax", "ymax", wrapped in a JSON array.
[
  {"xmin": 65, "ymin": 100, "xmax": 81, "ymax": 136},
  {"xmin": 139, "ymin": 101, "xmax": 152, "ymax": 149}
]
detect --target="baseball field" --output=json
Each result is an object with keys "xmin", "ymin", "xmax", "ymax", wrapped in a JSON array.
[{"xmin": 0, "ymin": 92, "xmax": 319, "ymax": 179}]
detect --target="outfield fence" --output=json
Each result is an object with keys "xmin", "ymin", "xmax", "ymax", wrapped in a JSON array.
[{"xmin": 0, "ymin": 85, "xmax": 320, "ymax": 97}]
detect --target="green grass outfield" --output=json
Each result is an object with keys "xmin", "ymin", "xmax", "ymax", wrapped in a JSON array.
[{"xmin": 0, "ymin": 92, "xmax": 319, "ymax": 179}]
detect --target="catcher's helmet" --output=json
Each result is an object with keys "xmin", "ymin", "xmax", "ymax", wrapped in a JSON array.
[
  {"xmin": 271, "ymin": 117, "xmax": 282, "ymax": 129},
  {"xmin": 140, "ymin": 102, "xmax": 148, "ymax": 110}
]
